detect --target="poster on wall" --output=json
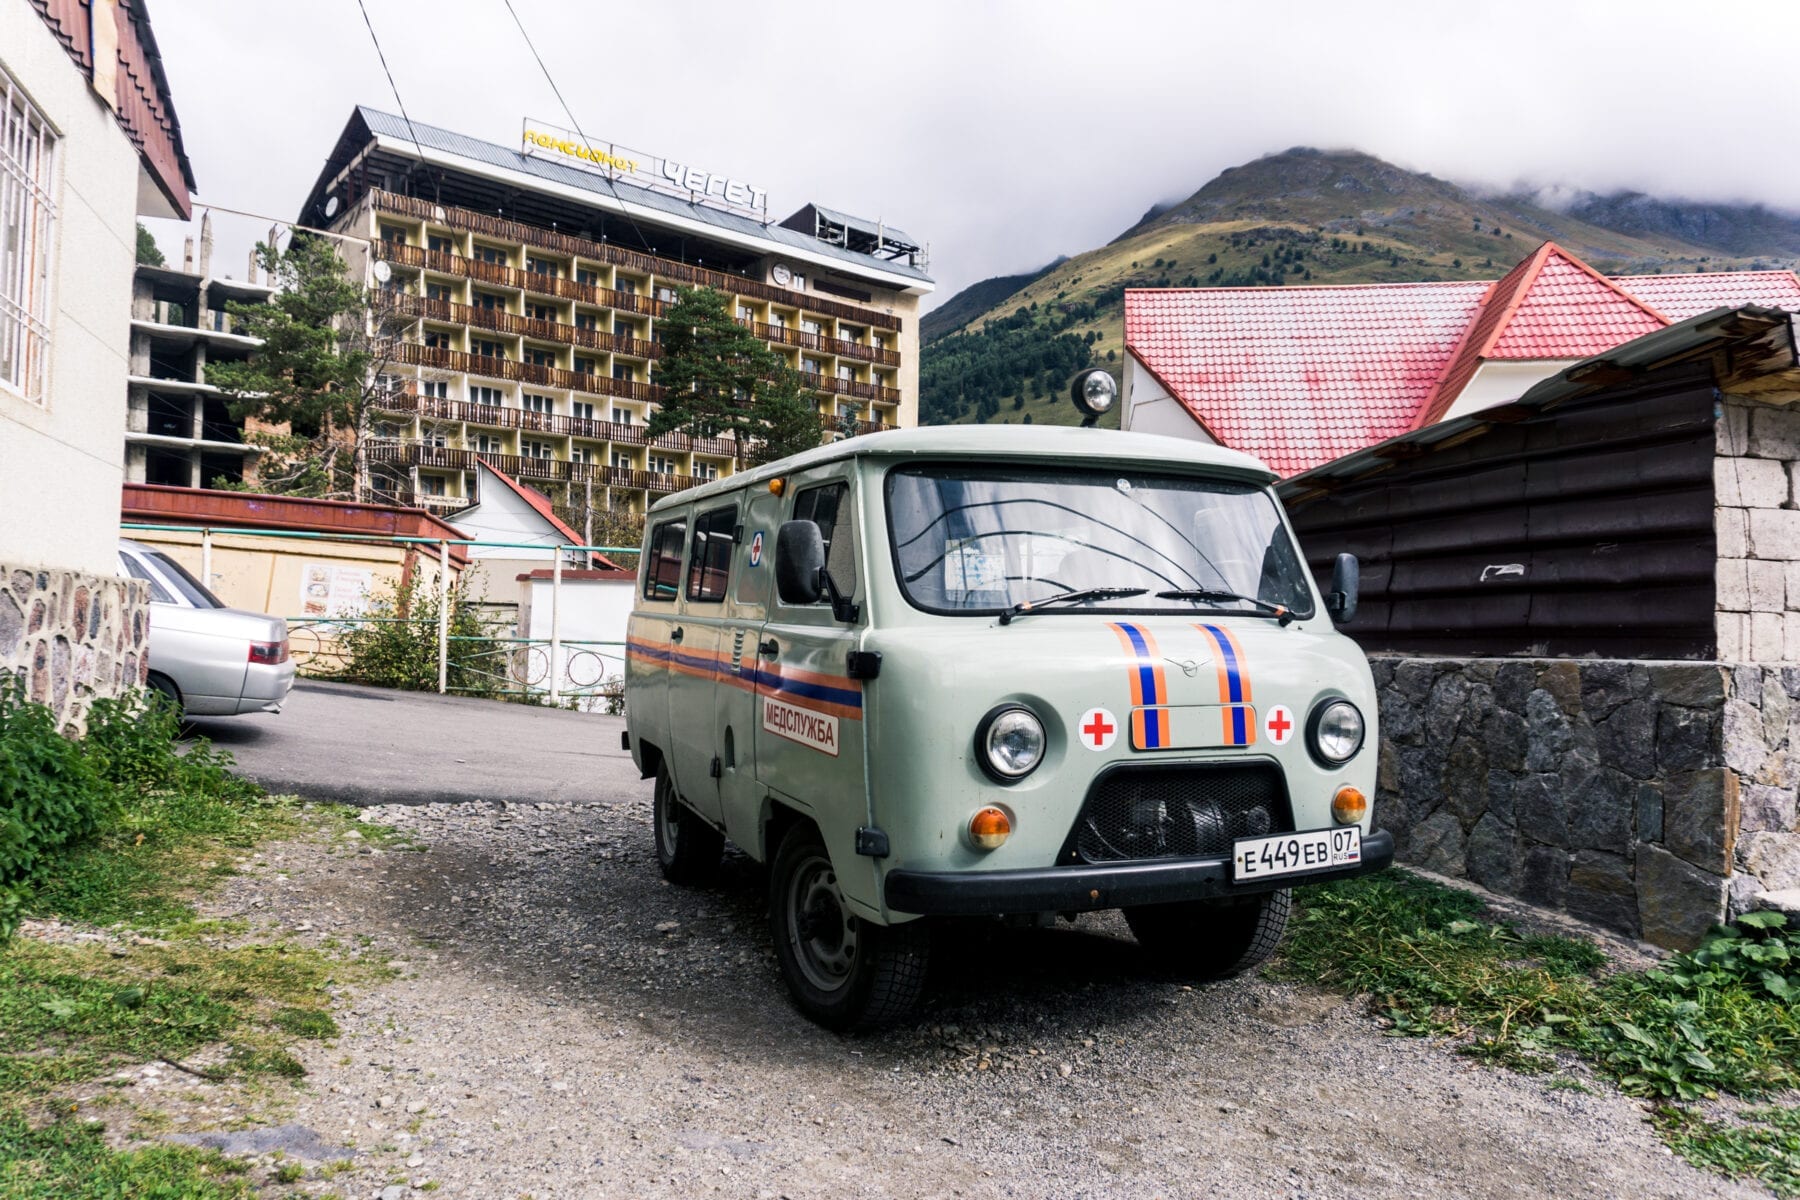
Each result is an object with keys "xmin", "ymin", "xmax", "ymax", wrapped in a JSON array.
[{"xmin": 300, "ymin": 563, "xmax": 375, "ymax": 619}]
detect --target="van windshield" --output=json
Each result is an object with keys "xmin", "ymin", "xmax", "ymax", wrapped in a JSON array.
[{"xmin": 884, "ymin": 465, "xmax": 1316, "ymax": 619}]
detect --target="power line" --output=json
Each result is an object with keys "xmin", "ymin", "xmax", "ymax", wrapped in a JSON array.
[
  {"xmin": 354, "ymin": 0, "xmax": 433, "ymax": 195},
  {"xmin": 500, "ymin": 0, "xmax": 656, "ymax": 255}
]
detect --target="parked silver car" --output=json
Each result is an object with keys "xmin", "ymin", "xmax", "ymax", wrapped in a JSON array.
[{"xmin": 117, "ymin": 538, "xmax": 296, "ymax": 717}]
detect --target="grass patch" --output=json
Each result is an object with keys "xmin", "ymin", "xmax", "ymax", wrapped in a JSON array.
[
  {"xmin": 0, "ymin": 687, "xmax": 400, "ymax": 1187},
  {"xmin": 1280, "ymin": 872, "xmax": 1800, "ymax": 1185},
  {"xmin": 1654, "ymin": 1105, "xmax": 1800, "ymax": 1196},
  {"xmin": 0, "ymin": 1108, "xmax": 257, "ymax": 1199},
  {"xmin": 26, "ymin": 788, "xmax": 299, "ymax": 932}
]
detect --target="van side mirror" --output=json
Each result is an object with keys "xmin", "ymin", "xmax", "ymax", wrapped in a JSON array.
[
  {"xmin": 1327, "ymin": 553, "xmax": 1359, "ymax": 624},
  {"xmin": 775, "ymin": 520, "xmax": 825, "ymax": 605}
]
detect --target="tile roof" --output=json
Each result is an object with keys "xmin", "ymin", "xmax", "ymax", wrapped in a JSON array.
[
  {"xmin": 1125, "ymin": 281, "xmax": 1486, "ymax": 477},
  {"xmin": 1614, "ymin": 270, "xmax": 1800, "ymax": 320},
  {"xmin": 1125, "ymin": 242, "xmax": 1797, "ymax": 476},
  {"xmin": 1411, "ymin": 244, "xmax": 1666, "ymax": 429}
]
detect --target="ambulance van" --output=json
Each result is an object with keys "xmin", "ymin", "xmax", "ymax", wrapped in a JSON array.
[{"xmin": 624, "ymin": 423, "xmax": 1392, "ymax": 1030}]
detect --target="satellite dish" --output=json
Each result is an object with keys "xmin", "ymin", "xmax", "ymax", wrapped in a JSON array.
[
  {"xmin": 323, "ymin": 194, "xmax": 341, "ymax": 219},
  {"xmin": 372, "ymin": 260, "xmax": 393, "ymax": 284}
]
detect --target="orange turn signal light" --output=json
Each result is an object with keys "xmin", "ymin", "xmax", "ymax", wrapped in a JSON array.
[
  {"xmin": 1332, "ymin": 786, "xmax": 1368, "ymax": 825},
  {"xmin": 768, "ymin": 477, "xmax": 786, "ymax": 496},
  {"xmin": 969, "ymin": 806, "xmax": 1012, "ymax": 851}
]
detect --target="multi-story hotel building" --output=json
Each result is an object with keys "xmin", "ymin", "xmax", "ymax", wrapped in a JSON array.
[{"xmin": 296, "ymin": 107, "xmax": 934, "ymax": 526}]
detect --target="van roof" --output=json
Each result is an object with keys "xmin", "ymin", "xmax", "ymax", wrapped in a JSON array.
[{"xmin": 648, "ymin": 425, "xmax": 1277, "ymax": 513}]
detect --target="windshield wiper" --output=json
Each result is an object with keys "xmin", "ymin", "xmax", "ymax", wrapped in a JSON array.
[
  {"xmin": 1156, "ymin": 588, "xmax": 1295, "ymax": 626},
  {"xmin": 998, "ymin": 587, "xmax": 1147, "ymax": 625}
]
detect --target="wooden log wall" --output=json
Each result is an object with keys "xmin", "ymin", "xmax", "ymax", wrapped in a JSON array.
[{"xmin": 1284, "ymin": 366, "xmax": 1719, "ymax": 659}]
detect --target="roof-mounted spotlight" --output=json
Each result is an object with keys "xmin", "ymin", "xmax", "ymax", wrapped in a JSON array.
[{"xmin": 1069, "ymin": 368, "xmax": 1117, "ymax": 427}]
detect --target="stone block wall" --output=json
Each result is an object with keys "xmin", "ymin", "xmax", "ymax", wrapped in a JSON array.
[
  {"xmin": 0, "ymin": 564, "xmax": 149, "ymax": 733},
  {"xmin": 1372, "ymin": 654, "xmax": 1800, "ymax": 950},
  {"xmin": 1715, "ymin": 397, "xmax": 1800, "ymax": 660}
]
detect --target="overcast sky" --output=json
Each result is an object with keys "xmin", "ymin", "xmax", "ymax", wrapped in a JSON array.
[{"xmin": 146, "ymin": 0, "xmax": 1800, "ymax": 309}]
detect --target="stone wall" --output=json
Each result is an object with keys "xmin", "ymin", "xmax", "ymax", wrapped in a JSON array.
[
  {"xmin": 0, "ymin": 564, "xmax": 149, "ymax": 733},
  {"xmin": 1716, "ymin": 396, "xmax": 1800, "ymax": 661},
  {"xmin": 1372, "ymin": 654, "xmax": 1800, "ymax": 950}
]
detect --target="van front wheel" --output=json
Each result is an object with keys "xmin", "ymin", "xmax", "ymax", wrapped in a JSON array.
[
  {"xmin": 653, "ymin": 767, "xmax": 722, "ymax": 884},
  {"xmin": 770, "ymin": 825, "xmax": 929, "ymax": 1031},
  {"xmin": 1124, "ymin": 888, "xmax": 1291, "ymax": 980}
]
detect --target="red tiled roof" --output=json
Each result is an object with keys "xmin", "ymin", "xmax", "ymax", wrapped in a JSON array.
[
  {"xmin": 1614, "ymin": 270, "xmax": 1800, "ymax": 321},
  {"xmin": 1125, "ymin": 281, "xmax": 1486, "ymax": 476},
  {"xmin": 1125, "ymin": 242, "xmax": 1794, "ymax": 477},
  {"xmin": 1411, "ymin": 244, "xmax": 1667, "ymax": 429},
  {"xmin": 473, "ymin": 458, "xmax": 624, "ymax": 570}
]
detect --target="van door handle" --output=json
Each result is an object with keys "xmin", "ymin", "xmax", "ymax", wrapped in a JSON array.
[
  {"xmin": 670, "ymin": 627, "xmax": 684, "ymax": 643},
  {"xmin": 758, "ymin": 638, "xmax": 779, "ymax": 658}
]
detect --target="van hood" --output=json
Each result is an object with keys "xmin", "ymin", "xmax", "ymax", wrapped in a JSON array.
[{"xmin": 862, "ymin": 614, "xmax": 1377, "ymax": 872}]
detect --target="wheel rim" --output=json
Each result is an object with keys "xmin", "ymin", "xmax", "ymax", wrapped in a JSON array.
[
  {"xmin": 786, "ymin": 851, "xmax": 857, "ymax": 993},
  {"xmin": 657, "ymin": 782, "xmax": 681, "ymax": 858}
]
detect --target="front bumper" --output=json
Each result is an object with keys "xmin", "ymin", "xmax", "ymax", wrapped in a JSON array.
[{"xmin": 884, "ymin": 829, "xmax": 1394, "ymax": 916}]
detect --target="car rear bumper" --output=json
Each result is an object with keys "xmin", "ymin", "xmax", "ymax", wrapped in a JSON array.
[{"xmin": 883, "ymin": 829, "xmax": 1394, "ymax": 916}]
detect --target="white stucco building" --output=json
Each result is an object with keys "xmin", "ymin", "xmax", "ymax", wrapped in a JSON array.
[{"xmin": 0, "ymin": 0, "xmax": 193, "ymax": 726}]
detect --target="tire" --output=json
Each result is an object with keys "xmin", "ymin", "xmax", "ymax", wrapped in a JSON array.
[
  {"xmin": 1124, "ymin": 888, "xmax": 1292, "ymax": 981},
  {"xmin": 769, "ymin": 824, "xmax": 929, "ymax": 1032},
  {"xmin": 653, "ymin": 767, "xmax": 723, "ymax": 884},
  {"xmin": 146, "ymin": 672, "xmax": 183, "ymax": 720}
]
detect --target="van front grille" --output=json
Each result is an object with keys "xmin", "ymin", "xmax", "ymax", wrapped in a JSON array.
[{"xmin": 1065, "ymin": 763, "xmax": 1293, "ymax": 864}]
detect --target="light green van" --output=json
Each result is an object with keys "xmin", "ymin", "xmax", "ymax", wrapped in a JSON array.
[{"xmin": 625, "ymin": 425, "xmax": 1391, "ymax": 1030}]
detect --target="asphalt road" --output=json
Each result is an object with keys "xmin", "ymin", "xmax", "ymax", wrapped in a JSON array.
[{"xmin": 187, "ymin": 680, "xmax": 635, "ymax": 806}]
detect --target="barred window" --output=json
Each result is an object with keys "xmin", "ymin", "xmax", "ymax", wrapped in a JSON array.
[{"xmin": 1, "ymin": 69, "xmax": 56, "ymax": 405}]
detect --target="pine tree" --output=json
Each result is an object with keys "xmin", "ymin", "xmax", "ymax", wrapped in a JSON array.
[
  {"xmin": 208, "ymin": 237, "xmax": 407, "ymax": 501},
  {"xmin": 647, "ymin": 286, "xmax": 822, "ymax": 465}
]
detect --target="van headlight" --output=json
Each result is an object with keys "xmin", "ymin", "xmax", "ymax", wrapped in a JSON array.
[
  {"xmin": 976, "ymin": 705, "xmax": 1045, "ymax": 782},
  {"xmin": 1307, "ymin": 699, "xmax": 1364, "ymax": 766}
]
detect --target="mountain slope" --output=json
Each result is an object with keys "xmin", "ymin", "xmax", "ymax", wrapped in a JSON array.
[
  {"xmin": 922, "ymin": 147, "xmax": 1800, "ymax": 428},
  {"xmin": 921, "ymin": 257, "xmax": 1065, "ymax": 342}
]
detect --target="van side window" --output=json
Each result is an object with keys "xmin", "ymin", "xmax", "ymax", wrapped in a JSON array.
[
  {"xmin": 642, "ymin": 518, "xmax": 687, "ymax": 601},
  {"xmin": 686, "ymin": 506, "xmax": 737, "ymax": 602},
  {"xmin": 793, "ymin": 482, "xmax": 855, "ymax": 595}
]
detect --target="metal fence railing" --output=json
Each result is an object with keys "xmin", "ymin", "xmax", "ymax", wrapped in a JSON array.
[{"xmin": 122, "ymin": 522, "xmax": 637, "ymax": 711}]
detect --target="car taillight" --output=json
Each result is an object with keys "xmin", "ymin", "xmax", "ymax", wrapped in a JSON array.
[{"xmin": 249, "ymin": 640, "xmax": 288, "ymax": 665}]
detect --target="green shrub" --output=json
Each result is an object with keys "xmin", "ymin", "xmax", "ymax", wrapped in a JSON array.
[
  {"xmin": 334, "ymin": 573, "xmax": 502, "ymax": 696},
  {"xmin": 0, "ymin": 678, "xmax": 113, "ymax": 938},
  {"xmin": 0, "ymin": 682, "xmax": 259, "ymax": 940}
]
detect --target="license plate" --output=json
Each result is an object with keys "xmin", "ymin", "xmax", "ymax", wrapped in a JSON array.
[{"xmin": 1232, "ymin": 827, "xmax": 1361, "ymax": 881}]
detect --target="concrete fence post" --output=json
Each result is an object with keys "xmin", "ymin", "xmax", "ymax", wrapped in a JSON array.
[
  {"xmin": 201, "ymin": 527, "xmax": 213, "ymax": 589},
  {"xmin": 437, "ymin": 540, "xmax": 450, "ymax": 695}
]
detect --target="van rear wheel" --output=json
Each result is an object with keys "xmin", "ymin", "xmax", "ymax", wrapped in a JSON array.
[
  {"xmin": 770, "ymin": 825, "xmax": 929, "ymax": 1031},
  {"xmin": 1124, "ymin": 888, "xmax": 1291, "ymax": 980},
  {"xmin": 653, "ymin": 767, "xmax": 722, "ymax": 884}
]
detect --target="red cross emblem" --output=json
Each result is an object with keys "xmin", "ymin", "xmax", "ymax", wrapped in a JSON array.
[
  {"xmin": 1079, "ymin": 707, "xmax": 1118, "ymax": 752},
  {"xmin": 1266, "ymin": 705, "xmax": 1294, "ymax": 745}
]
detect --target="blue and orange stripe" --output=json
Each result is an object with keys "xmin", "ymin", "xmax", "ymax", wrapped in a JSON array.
[
  {"xmin": 1109, "ymin": 622, "xmax": 1169, "ymax": 749},
  {"xmin": 626, "ymin": 637, "xmax": 863, "ymax": 721},
  {"xmin": 1194, "ymin": 623, "xmax": 1254, "ymax": 746}
]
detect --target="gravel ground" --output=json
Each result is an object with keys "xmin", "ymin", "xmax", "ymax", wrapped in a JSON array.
[{"xmin": 83, "ymin": 797, "xmax": 1774, "ymax": 1200}]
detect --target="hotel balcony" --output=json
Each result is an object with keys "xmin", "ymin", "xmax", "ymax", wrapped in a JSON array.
[
  {"xmin": 387, "ymin": 341, "xmax": 901, "ymax": 409},
  {"xmin": 372, "ymin": 189, "xmax": 903, "ymax": 333},
  {"xmin": 381, "ymin": 292, "xmax": 660, "ymax": 360},
  {"xmin": 366, "ymin": 441, "xmax": 697, "ymax": 495},
  {"xmin": 738, "ymin": 319, "xmax": 901, "ymax": 367},
  {"xmin": 374, "ymin": 389, "xmax": 738, "ymax": 458}
]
